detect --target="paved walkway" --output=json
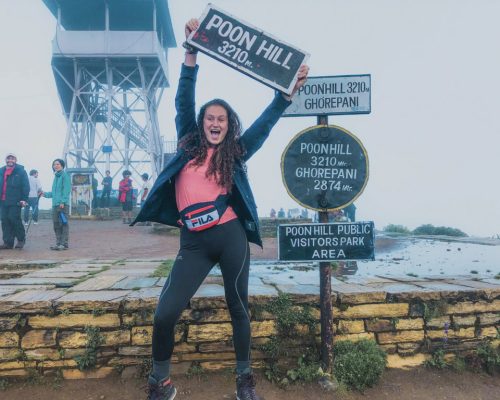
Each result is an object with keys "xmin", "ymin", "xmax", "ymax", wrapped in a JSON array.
[{"xmin": 1, "ymin": 258, "xmax": 499, "ymax": 311}]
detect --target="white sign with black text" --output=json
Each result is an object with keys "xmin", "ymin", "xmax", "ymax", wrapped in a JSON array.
[
  {"xmin": 187, "ymin": 4, "xmax": 309, "ymax": 95},
  {"xmin": 283, "ymin": 75, "xmax": 371, "ymax": 117}
]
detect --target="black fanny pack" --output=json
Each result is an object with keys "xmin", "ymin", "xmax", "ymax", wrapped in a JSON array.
[{"xmin": 179, "ymin": 194, "xmax": 229, "ymax": 232}]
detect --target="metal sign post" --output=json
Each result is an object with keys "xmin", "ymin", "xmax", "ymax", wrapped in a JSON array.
[
  {"xmin": 280, "ymin": 114, "xmax": 372, "ymax": 373},
  {"xmin": 279, "ymin": 74, "xmax": 372, "ymax": 376},
  {"xmin": 317, "ymin": 115, "xmax": 333, "ymax": 373}
]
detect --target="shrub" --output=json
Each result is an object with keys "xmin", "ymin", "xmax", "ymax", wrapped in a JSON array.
[
  {"xmin": 333, "ymin": 339, "xmax": 387, "ymax": 391},
  {"xmin": 383, "ymin": 224, "xmax": 410, "ymax": 234},
  {"xmin": 412, "ymin": 224, "xmax": 467, "ymax": 237},
  {"xmin": 425, "ymin": 349, "xmax": 447, "ymax": 369},
  {"xmin": 286, "ymin": 355, "xmax": 322, "ymax": 383},
  {"xmin": 75, "ymin": 326, "xmax": 104, "ymax": 371},
  {"xmin": 476, "ymin": 341, "xmax": 500, "ymax": 375},
  {"xmin": 260, "ymin": 293, "xmax": 320, "ymax": 385}
]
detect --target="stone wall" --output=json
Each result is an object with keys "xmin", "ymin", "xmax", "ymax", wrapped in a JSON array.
[{"xmin": 0, "ymin": 287, "xmax": 498, "ymax": 379}]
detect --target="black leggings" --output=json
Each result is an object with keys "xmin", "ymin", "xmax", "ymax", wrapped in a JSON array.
[{"xmin": 153, "ymin": 219, "xmax": 251, "ymax": 362}]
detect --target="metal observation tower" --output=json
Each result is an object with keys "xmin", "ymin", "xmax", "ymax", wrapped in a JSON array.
[{"xmin": 42, "ymin": 0, "xmax": 176, "ymax": 184}]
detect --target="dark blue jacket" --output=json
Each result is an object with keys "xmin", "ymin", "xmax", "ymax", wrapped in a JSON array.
[
  {"xmin": 0, "ymin": 164, "xmax": 30, "ymax": 206},
  {"xmin": 133, "ymin": 64, "xmax": 291, "ymax": 247}
]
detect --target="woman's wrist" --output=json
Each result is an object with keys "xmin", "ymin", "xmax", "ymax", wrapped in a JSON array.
[
  {"xmin": 182, "ymin": 41, "xmax": 198, "ymax": 54},
  {"xmin": 184, "ymin": 52, "xmax": 197, "ymax": 67}
]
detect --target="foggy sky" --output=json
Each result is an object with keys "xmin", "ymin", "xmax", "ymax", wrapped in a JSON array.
[{"xmin": 1, "ymin": 0, "xmax": 499, "ymax": 237}]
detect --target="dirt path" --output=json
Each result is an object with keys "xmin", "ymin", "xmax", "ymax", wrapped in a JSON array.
[
  {"xmin": 0, "ymin": 219, "xmax": 400, "ymax": 263},
  {"xmin": 0, "ymin": 219, "xmax": 279, "ymax": 262},
  {"xmin": 2, "ymin": 368, "xmax": 499, "ymax": 399}
]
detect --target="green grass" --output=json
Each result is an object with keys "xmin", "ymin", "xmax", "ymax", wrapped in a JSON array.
[{"xmin": 150, "ymin": 260, "xmax": 174, "ymax": 278}]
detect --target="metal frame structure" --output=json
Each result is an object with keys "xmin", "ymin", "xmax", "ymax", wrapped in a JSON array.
[
  {"xmin": 43, "ymin": 0, "xmax": 176, "ymax": 186},
  {"xmin": 54, "ymin": 57, "xmax": 166, "ymax": 183}
]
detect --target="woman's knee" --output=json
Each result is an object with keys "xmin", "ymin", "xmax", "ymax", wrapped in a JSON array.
[
  {"xmin": 153, "ymin": 306, "xmax": 181, "ymax": 330},
  {"xmin": 227, "ymin": 300, "xmax": 249, "ymax": 322}
]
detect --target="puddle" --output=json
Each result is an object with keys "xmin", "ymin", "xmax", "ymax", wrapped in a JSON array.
[
  {"xmin": 362, "ymin": 237, "xmax": 500, "ymax": 278},
  {"xmin": 246, "ymin": 236, "xmax": 500, "ymax": 281}
]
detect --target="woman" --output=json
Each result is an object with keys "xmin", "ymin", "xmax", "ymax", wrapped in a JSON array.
[
  {"xmin": 44, "ymin": 159, "xmax": 71, "ymax": 250},
  {"xmin": 134, "ymin": 19, "xmax": 308, "ymax": 400},
  {"xmin": 118, "ymin": 170, "xmax": 134, "ymax": 224}
]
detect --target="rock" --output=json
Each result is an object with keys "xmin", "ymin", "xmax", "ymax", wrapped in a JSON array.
[{"xmin": 318, "ymin": 375, "xmax": 339, "ymax": 392}]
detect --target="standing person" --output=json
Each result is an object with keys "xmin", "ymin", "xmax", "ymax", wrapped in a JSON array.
[
  {"xmin": 138, "ymin": 173, "xmax": 151, "ymax": 208},
  {"xmin": 91, "ymin": 175, "xmax": 98, "ymax": 209},
  {"xmin": 277, "ymin": 207, "xmax": 285, "ymax": 218},
  {"xmin": 134, "ymin": 19, "xmax": 308, "ymax": 400},
  {"xmin": 24, "ymin": 169, "xmax": 43, "ymax": 226},
  {"xmin": 0, "ymin": 153, "xmax": 29, "ymax": 249},
  {"xmin": 44, "ymin": 159, "xmax": 71, "ymax": 250},
  {"xmin": 101, "ymin": 170, "xmax": 113, "ymax": 207},
  {"xmin": 118, "ymin": 170, "xmax": 134, "ymax": 224}
]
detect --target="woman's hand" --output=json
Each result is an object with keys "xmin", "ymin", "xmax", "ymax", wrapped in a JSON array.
[
  {"xmin": 184, "ymin": 19, "xmax": 200, "ymax": 66},
  {"xmin": 283, "ymin": 64, "xmax": 310, "ymax": 101},
  {"xmin": 185, "ymin": 18, "xmax": 199, "ymax": 39}
]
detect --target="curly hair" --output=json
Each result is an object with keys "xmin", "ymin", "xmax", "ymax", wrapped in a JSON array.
[{"xmin": 179, "ymin": 98, "xmax": 245, "ymax": 191}]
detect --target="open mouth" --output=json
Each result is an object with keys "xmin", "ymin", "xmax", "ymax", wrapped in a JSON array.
[{"xmin": 210, "ymin": 129, "xmax": 221, "ymax": 140}]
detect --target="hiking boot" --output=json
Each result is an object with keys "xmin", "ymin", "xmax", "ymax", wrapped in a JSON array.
[
  {"xmin": 0, "ymin": 244, "xmax": 14, "ymax": 250},
  {"xmin": 146, "ymin": 376, "xmax": 176, "ymax": 400},
  {"xmin": 14, "ymin": 241, "xmax": 25, "ymax": 249},
  {"xmin": 236, "ymin": 373, "xmax": 262, "ymax": 400}
]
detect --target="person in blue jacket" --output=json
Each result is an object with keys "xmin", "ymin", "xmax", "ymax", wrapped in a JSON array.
[
  {"xmin": 0, "ymin": 153, "xmax": 29, "ymax": 249},
  {"xmin": 43, "ymin": 159, "xmax": 71, "ymax": 250},
  {"xmin": 137, "ymin": 19, "xmax": 308, "ymax": 400}
]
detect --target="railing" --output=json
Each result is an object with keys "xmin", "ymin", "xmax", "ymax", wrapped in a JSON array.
[{"xmin": 110, "ymin": 110, "xmax": 149, "ymax": 150}]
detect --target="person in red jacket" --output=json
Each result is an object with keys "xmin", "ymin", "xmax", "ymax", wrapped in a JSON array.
[{"xmin": 118, "ymin": 170, "xmax": 134, "ymax": 224}]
